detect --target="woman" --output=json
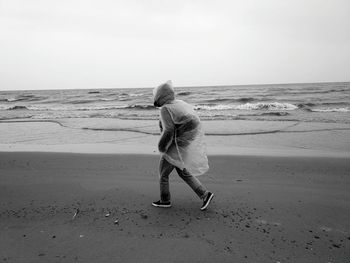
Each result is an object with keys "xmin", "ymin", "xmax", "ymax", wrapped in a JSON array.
[{"xmin": 152, "ymin": 80, "xmax": 214, "ymax": 211}]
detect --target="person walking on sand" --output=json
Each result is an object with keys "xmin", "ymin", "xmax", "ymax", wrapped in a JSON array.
[{"xmin": 152, "ymin": 80, "xmax": 214, "ymax": 211}]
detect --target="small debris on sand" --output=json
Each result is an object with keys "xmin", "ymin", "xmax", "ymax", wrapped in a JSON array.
[{"xmin": 72, "ymin": 209, "xmax": 80, "ymax": 219}]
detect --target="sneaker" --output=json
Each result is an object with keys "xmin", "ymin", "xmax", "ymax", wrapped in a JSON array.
[
  {"xmin": 201, "ymin": 192, "xmax": 214, "ymax": 211},
  {"xmin": 152, "ymin": 200, "xmax": 172, "ymax": 208}
]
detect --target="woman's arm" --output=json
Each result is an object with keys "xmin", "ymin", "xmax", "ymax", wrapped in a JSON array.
[
  {"xmin": 158, "ymin": 107, "xmax": 174, "ymax": 153},
  {"xmin": 159, "ymin": 120, "xmax": 163, "ymax": 133}
]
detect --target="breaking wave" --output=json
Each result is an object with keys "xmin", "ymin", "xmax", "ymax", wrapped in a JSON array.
[
  {"xmin": 2, "ymin": 95, "xmax": 46, "ymax": 102},
  {"xmin": 195, "ymin": 102, "xmax": 298, "ymax": 111},
  {"xmin": 311, "ymin": 107, "xmax": 350, "ymax": 112}
]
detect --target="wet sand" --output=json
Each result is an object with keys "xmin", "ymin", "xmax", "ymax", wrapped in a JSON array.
[
  {"xmin": 0, "ymin": 152, "xmax": 349, "ymax": 262},
  {"xmin": 1, "ymin": 119, "xmax": 350, "ymax": 157}
]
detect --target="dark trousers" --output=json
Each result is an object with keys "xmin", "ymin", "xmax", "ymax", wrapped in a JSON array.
[{"xmin": 159, "ymin": 157, "xmax": 208, "ymax": 202}]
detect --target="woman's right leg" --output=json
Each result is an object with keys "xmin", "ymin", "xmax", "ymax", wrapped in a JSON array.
[{"xmin": 159, "ymin": 157, "xmax": 175, "ymax": 202}]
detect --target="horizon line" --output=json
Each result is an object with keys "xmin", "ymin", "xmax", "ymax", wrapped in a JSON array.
[{"xmin": 1, "ymin": 80, "xmax": 349, "ymax": 92}]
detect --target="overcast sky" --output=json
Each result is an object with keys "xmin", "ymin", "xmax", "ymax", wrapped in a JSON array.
[{"xmin": 0, "ymin": 0, "xmax": 349, "ymax": 90}]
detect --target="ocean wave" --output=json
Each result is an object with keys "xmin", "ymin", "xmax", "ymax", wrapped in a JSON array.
[
  {"xmin": 65, "ymin": 96, "xmax": 136, "ymax": 104},
  {"xmin": 195, "ymin": 102, "xmax": 298, "ymax": 111},
  {"xmin": 2, "ymin": 103, "xmax": 155, "ymax": 111},
  {"xmin": 280, "ymin": 88, "xmax": 350, "ymax": 95},
  {"xmin": 228, "ymin": 112, "xmax": 291, "ymax": 118},
  {"xmin": 297, "ymin": 103, "xmax": 316, "ymax": 108},
  {"xmin": 100, "ymin": 98, "xmax": 118, "ymax": 101},
  {"xmin": 72, "ymin": 104, "xmax": 154, "ymax": 111},
  {"xmin": 201, "ymin": 97, "xmax": 256, "ymax": 104},
  {"xmin": 311, "ymin": 107, "xmax": 350, "ymax": 112},
  {"xmin": 7, "ymin": 105, "xmax": 29, "ymax": 110},
  {"xmin": 118, "ymin": 92, "xmax": 145, "ymax": 97},
  {"xmin": 63, "ymin": 97, "xmax": 118, "ymax": 104},
  {"xmin": 237, "ymin": 97, "xmax": 256, "ymax": 103},
  {"xmin": 128, "ymin": 104, "xmax": 155, "ymax": 110},
  {"xmin": 4, "ymin": 95, "xmax": 46, "ymax": 102},
  {"xmin": 260, "ymin": 112, "xmax": 290, "ymax": 116},
  {"xmin": 0, "ymin": 104, "xmax": 122, "ymax": 111},
  {"xmin": 194, "ymin": 104, "xmax": 235, "ymax": 110},
  {"xmin": 67, "ymin": 99, "xmax": 98, "ymax": 104},
  {"xmin": 236, "ymin": 102, "xmax": 298, "ymax": 110},
  {"xmin": 118, "ymin": 97, "xmax": 132, "ymax": 101},
  {"xmin": 3, "ymin": 97, "xmax": 23, "ymax": 102},
  {"xmin": 129, "ymin": 93, "xmax": 145, "ymax": 97},
  {"xmin": 177, "ymin": 91, "xmax": 192, "ymax": 96},
  {"xmin": 75, "ymin": 105, "xmax": 129, "ymax": 111}
]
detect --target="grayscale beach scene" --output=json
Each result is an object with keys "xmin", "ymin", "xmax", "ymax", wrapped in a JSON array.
[{"xmin": 1, "ymin": 1, "xmax": 349, "ymax": 262}]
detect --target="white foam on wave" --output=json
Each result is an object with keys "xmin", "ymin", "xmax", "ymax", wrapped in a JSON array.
[
  {"xmin": 100, "ymin": 98, "xmax": 116, "ymax": 101},
  {"xmin": 195, "ymin": 102, "xmax": 298, "ymax": 111},
  {"xmin": 6, "ymin": 98, "xmax": 18, "ymax": 102},
  {"xmin": 236, "ymin": 102, "xmax": 298, "ymax": 110},
  {"xmin": 311, "ymin": 107, "xmax": 350, "ymax": 112},
  {"xmin": 0, "ymin": 105, "xmax": 10, "ymax": 110},
  {"xmin": 129, "ymin": 93, "xmax": 145, "ymax": 97},
  {"xmin": 194, "ymin": 105, "xmax": 234, "ymax": 110}
]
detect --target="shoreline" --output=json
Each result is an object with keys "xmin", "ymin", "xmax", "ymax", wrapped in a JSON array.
[
  {"xmin": 1, "ymin": 118, "xmax": 350, "ymax": 158},
  {"xmin": 1, "ymin": 144, "xmax": 350, "ymax": 158}
]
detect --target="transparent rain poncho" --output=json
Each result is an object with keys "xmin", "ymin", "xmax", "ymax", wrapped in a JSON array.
[{"xmin": 153, "ymin": 81, "xmax": 209, "ymax": 176}]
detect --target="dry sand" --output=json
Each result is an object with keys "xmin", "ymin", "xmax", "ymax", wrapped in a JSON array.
[{"xmin": 1, "ymin": 152, "xmax": 349, "ymax": 262}]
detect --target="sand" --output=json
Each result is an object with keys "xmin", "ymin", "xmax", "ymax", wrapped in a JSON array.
[
  {"xmin": 1, "ymin": 152, "xmax": 349, "ymax": 262},
  {"xmin": 0, "ymin": 119, "xmax": 350, "ymax": 262}
]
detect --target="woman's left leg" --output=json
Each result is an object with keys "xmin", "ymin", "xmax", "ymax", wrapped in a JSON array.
[{"xmin": 175, "ymin": 167, "xmax": 208, "ymax": 199}]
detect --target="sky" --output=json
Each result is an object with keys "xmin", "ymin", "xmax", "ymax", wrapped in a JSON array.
[{"xmin": 0, "ymin": 0, "xmax": 349, "ymax": 90}]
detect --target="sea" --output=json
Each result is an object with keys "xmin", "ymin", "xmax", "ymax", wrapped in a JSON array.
[{"xmin": 0, "ymin": 82, "xmax": 349, "ymax": 124}]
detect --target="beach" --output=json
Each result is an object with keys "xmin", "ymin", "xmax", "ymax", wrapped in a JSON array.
[
  {"xmin": 1, "ymin": 83, "xmax": 350, "ymax": 262},
  {"xmin": 0, "ymin": 118, "xmax": 350, "ymax": 262},
  {"xmin": 1, "ymin": 0, "xmax": 350, "ymax": 259}
]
